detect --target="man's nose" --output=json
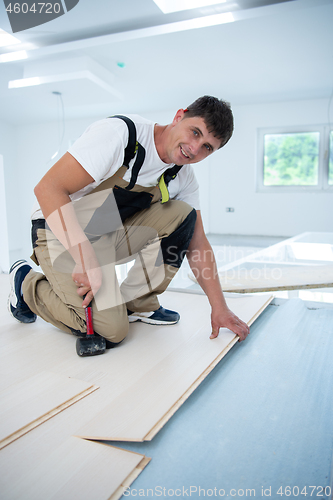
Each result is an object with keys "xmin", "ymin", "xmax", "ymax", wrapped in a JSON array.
[{"xmin": 189, "ymin": 141, "xmax": 201, "ymax": 156}]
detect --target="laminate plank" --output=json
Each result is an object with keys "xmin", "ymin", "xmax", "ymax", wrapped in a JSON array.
[
  {"xmin": 0, "ymin": 371, "xmax": 98, "ymax": 449},
  {"xmin": 110, "ymin": 456, "xmax": 151, "ymax": 500},
  {"xmin": 218, "ymin": 264, "xmax": 333, "ymax": 293},
  {"xmin": 76, "ymin": 293, "xmax": 273, "ymax": 441},
  {"xmin": 0, "ymin": 436, "xmax": 150, "ymax": 500}
]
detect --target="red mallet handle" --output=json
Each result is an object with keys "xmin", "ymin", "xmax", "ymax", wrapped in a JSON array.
[{"xmin": 85, "ymin": 305, "xmax": 93, "ymax": 336}]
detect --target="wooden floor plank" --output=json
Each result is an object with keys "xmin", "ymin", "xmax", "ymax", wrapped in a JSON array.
[
  {"xmin": 0, "ymin": 371, "xmax": 98, "ymax": 449},
  {"xmin": 0, "ymin": 436, "xmax": 150, "ymax": 500},
  {"xmin": 110, "ymin": 456, "xmax": 151, "ymax": 500},
  {"xmin": 76, "ymin": 293, "xmax": 273, "ymax": 441},
  {"xmin": 218, "ymin": 264, "xmax": 333, "ymax": 293}
]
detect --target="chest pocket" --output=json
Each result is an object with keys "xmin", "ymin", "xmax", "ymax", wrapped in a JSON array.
[{"xmin": 83, "ymin": 170, "xmax": 158, "ymax": 239}]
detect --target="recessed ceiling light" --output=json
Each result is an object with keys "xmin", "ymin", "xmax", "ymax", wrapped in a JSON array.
[
  {"xmin": 0, "ymin": 50, "xmax": 27, "ymax": 63},
  {"xmin": 8, "ymin": 77, "xmax": 41, "ymax": 89},
  {"xmin": 7, "ymin": 57, "xmax": 123, "ymax": 99},
  {"xmin": 148, "ymin": 11, "xmax": 234, "ymax": 35},
  {"xmin": 153, "ymin": 0, "xmax": 226, "ymax": 14},
  {"xmin": 0, "ymin": 28, "xmax": 21, "ymax": 48}
]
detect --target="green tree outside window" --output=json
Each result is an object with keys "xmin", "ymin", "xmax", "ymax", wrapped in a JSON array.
[{"xmin": 263, "ymin": 132, "xmax": 319, "ymax": 186}]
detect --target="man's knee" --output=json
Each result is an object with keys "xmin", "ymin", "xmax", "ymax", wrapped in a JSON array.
[
  {"xmin": 92, "ymin": 304, "xmax": 129, "ymax": 343},
  {"xmin": 161, "ymin": 200, "xmax": 194, "ymax": 226},
  {"xmin": 161, "ymin": 208, "xmax": 197, "ymax": 268}
]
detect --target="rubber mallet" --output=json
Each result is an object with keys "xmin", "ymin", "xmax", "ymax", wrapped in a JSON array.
[{"xmin": 76, "ymin": 301, "xmax": 106, "ymax": 357}]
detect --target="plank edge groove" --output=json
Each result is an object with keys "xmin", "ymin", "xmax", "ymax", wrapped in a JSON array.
[{"xmin": 110, "ymin": 456, "xmax": 151, "ymax": 500}]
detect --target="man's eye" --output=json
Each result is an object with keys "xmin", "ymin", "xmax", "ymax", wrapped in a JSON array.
[
  {"xmin": 205, "ymin": 144, "xmax": 211, "ymax": 151},
  {"xmin": 193, "ymin": 130, "xmax": 198, "ymax": 136}
]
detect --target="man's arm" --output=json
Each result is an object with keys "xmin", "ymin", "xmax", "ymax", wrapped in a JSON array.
[
  {"xmin": 187, "ymin": 211, "xmax": 250, "ymax": 341},
  {"xmin": 34, "ymin": 152, "xmax": 102, "ymax": 307}
]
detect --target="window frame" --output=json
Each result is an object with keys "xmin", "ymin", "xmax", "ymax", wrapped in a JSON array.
[{"xmin": 256, "ymin": 125, "xmax": 333, "ymax": 193}]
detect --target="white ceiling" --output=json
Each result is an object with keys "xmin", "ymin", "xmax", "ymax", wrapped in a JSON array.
[{"xmin": 0, "ymin": 0, "xmax": 332, "ymax": 125}]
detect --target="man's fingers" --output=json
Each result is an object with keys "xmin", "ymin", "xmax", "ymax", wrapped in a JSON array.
[
  {"xmin": 210, "ymin": 320, "xmax": 250, "ymax": 342},
  {"xmin": 82, "ymin": 290, "xmax": 94, "ymax": 308},
  {"xmin": 210, "ymin": 328, "xmax": 219, "ymax": 339},
  {"xmin": 235, "ymin": 321, "xmax": 250, "ymax": 342}
]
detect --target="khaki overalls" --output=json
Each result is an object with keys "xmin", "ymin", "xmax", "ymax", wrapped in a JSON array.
[{"xmin": 23, "ymin": 166, "xmax": 196, "ymax": 344}]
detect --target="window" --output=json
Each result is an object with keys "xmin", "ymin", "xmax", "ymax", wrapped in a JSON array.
[
  {"xmin": 257, "ymin": 126, "xmax": 333, "ymax": 192},
  {"xmin": 263, "ymin": 131, "xmax": 320, "ymax": 186}
]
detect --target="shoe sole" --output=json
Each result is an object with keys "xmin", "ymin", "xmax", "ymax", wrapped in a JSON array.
[
  {"xmin": 7, "ymin": 296, "xmax": 36, "ymax": 323},
  {"xmin": 7, "ymin": 294, "xmax": 27, "ymax": 323},
  {"xmin": 128, "ymin": 316, "xmax": 178, "ymax": 325}
]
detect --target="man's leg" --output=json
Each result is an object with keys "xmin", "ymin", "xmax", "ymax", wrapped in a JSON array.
[
  {"xmin": 12, "ymin": 199, "xmax": 195, "ymax": 335},
  {"xmin": 116, "ymin": 200, "xmax": 197, "ymax": 318},
  {"xmin": 21, "ymin": 227, "xmax": 128, "ymax": 344}
]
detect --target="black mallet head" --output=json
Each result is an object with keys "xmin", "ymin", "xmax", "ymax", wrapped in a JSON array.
[
  {"xmin": 76, "ymin": 335, "xmax": 106, "ymax": 356},
  {"xmin": 76, "ymin": 302, "xmax": 106, "ymax": 357}
]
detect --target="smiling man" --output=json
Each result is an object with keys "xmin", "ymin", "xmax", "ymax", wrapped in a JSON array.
[{"xmin": 8, "ymin": 95, "xmax": 249, "ymax": 353}]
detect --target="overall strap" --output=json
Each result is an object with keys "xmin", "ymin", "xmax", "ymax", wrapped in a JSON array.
[
  {"xmin": 109, "ymin": 115, "xmax": 146, "ymax": 190},
  {"xmin": 112, "ymin": 115, "xmax": 136, "ymax": 167},
  {"xmin": 158, "ymin": 164, "xmax": 183, "ymax": 204}
]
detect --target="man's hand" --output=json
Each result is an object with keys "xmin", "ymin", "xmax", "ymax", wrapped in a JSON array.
[
  {"xmin": 210, "ymin": 306, "xmax": 250, "ymax": 342},
  {"xmin": 187, "ymin": 212, "xmax": 250, "ymax": 342},
  {"xmin": 72, "ymin": 260, "xmax": 103, "ymax": 308}
]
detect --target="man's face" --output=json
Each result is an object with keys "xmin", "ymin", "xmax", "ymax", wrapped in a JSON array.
[{"xmin": 166, "ymin": 109, "xmax": 221, "ymax": 165}]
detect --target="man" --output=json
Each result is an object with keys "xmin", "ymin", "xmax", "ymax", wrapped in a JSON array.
[{"xmin": 8, "ymin": 95, "xmax": 249, "ymax": 351}]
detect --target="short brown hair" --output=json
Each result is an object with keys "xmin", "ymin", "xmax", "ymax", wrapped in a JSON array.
[{"xmin": 185, "ymin": 95, "xmax": 234, "ymax": 148}]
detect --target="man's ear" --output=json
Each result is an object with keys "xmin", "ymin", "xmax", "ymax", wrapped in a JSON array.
[{"xmin": 172, "ymin": 108, "xmax": 186, "ymax": 124}]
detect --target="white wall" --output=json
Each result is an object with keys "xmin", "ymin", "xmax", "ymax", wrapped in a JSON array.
[
  {"xmin": 209, "ymin": 98, "xmax": 333, "ymax": 237},
  {"xmin": 0, "ymin": 155, "xmax": 10, "ymax": 272},
  {"xmin": 0, "ymin": 120, "xmax": 18, "ymax": 267},
  {"xmin": 12, "ymin": 115, "xmax": 101, "ymax": 262}
]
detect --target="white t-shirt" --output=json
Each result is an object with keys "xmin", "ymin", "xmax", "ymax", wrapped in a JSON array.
[{"xmin": 31, "ymin": 114, "xmax": 200, "ymax": 220}]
